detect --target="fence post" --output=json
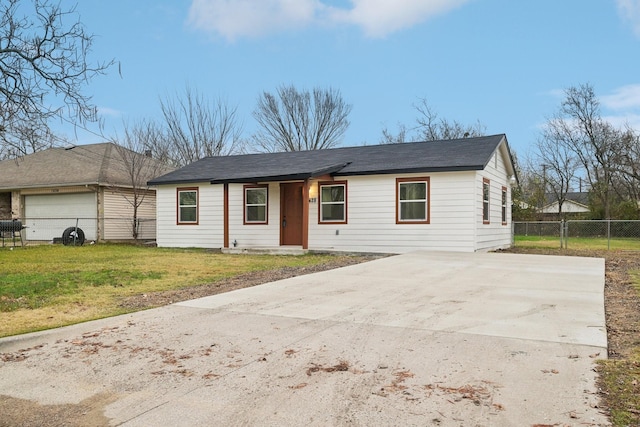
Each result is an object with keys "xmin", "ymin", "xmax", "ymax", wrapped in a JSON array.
[
  {"xmin": 607, "ymin": 220, "xmax": 611, "ymax": 250},
  {"xmin": 560, "ymin": 220, "xmax": 564, "ymax": 249}
]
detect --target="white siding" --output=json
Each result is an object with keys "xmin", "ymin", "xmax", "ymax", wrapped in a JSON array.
[
  {"xmin": 474, "ymin": 147, "xmax": 513, "ymax": 252},
  {"xmin": 102, "ymin": 188, "xmax": 157, "ymax": 240},
  {"xmin": 542, "ymin": 200, "xmax": 589, "ymax": 214},
  {"xmin": 153, "ymin": 142, "xmax": 515, "ymax": 253},
  {"xmin": 307, "ymin": 172, "xmax": 477, "ymax": 253},
  {"xmin": 155, "ymin": 182, "xmax": 224, "ymax": 248},
  {"xmin": 227, "ymin": 183, "xmax": 281, "ymax": 248}
]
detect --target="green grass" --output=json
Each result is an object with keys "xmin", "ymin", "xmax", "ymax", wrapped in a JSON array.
[
  {"xmin": 515, "ymin": 235, "xmax": 640, "ymax": 250},
  {"xmin": 598, "ymin": 351, "xmax": 640, "ymax": 426},
  {"xmin": 0, "ymin": 244, "xmax": 349, "ymax": 337},
  {"xmin": 597, "ymin": 268, "xmax": 640, "ymax": 426}
]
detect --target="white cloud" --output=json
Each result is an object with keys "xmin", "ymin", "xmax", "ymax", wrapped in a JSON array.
[
  {"xmin": 187, "ymin": 0, "xmax": 472, "ymax": 41},
  {"xmin": 328, "ymin": 0, "xmax": 469, "ymax": 38},
  {"xmin": 600, "ymin": 84, "xmax": 640, "ymax": 110},
  {"xmin": 601, "ymin": 84, "xmax": 640, "ymax": 130},
  {"xmin": 603, "ymin": 113, "xmax": 640, "ymax": 130},
  {"xmin": 617, "ymin": 0, "xmax": 640, "ymax": 37},
  {"xmin": 98, "ymin": 106, "xmax": 123, "ymax": 118},
  {"xmin": 188, "ymin": 0, "xmax": 320, "ymax": 41}
]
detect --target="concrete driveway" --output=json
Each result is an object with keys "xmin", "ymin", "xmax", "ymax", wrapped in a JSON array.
[{"xmin": 0, "ymin": 251, "xmax": 608, "ymax": 426}]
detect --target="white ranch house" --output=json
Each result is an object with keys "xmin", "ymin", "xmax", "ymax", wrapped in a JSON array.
[{"xmin": 149, "ymin": 134, "xmax": 517, "ymax": 253}]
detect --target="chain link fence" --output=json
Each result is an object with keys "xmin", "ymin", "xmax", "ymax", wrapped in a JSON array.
[
  {"xmin": 3, "ymin": 217, "xmax": 156, "ymax": 244},
  {"xmin": 514, "ymin": 220, "xmax": 640, "ymax": 250}
]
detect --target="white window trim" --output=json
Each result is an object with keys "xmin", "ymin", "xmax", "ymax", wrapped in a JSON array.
[
  {"xmin": 244, "ymin": 186, "xmax": 268, "ymax": 224},
  {"xmin": 319, "ymin": 182, "xmax": 347, "ymax": 224}
]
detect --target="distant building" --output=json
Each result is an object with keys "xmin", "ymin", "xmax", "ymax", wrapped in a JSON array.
[
  {"xmin": 0, "ymin": 143, "xmax": 173, "ymax": 242},
  {"xmin": 541, "ymin": 192, "xmax": 590, "ymax": 219}
]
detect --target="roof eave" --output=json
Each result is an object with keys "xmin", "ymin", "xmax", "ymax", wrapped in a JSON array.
[{"xmin": 335, "ymin": 165, "xmax": 485, "ymax": 177}]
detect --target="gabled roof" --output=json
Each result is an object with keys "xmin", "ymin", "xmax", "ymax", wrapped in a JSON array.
[
  {"xmin": 149, "ymin": 134, "xmax": 514, "ymax": 186},
  {"xmin": 544, "ymin": 192, "xmax": 589, "ymax": 207},
  {"xmin": 0, "ymin": 143, "xmax": 174, "ymax": 191}
]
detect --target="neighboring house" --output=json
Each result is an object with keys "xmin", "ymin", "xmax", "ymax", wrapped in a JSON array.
[
  {"xmin": 148, "ymin": 134, "xmax": 517, "ymax": 254},
  {"xmin": 0, "ymin": 143, "xmax": 173, "ymax": 242},
  {"xmin": 541, "ymin": 192, "xmax": 590, "ymax": 218}
]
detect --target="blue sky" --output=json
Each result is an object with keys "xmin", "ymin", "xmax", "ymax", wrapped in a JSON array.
[{"xmin": 64, "ymin": 0, "xmax": 640, "ymax": 158}]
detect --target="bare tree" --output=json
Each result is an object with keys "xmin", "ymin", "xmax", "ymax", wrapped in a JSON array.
[
  {"xmin": 535, "ymin": 126, "xmax": 581, "ymax": 218},
  {"xmin": 512, "ymin": 158, "xmax": 545, "ymax": 221},
  {"xmin": 379, "ymin": 98, "xmax": 485, "ymax": 144},
  {"xmin": 0, "ymin": 0, "xmax": 114, "ymax": 159},
  {"xmin": 612, "ymin": 125, "xmax": 640, "ymax": 216},
  {"xmin": 110, "ymin": 120, "xmax": 174, "ymax": 239},
  {"xmin": 546, "ymin": 83, "xmax": 621, "ymax": 219},
  {"xmin": 159, "ymin": 86, "xmax": 243, "ymax": 167},
  {"xmin": 252, "ymin": 85, "xmax": 352, "ymax": 152},
  {"xmin": 414, "ymin": 98, "xmax": 486, "ymax": 141},
  {"xmin": 380, "ymin": 123, "xmax": 408, "ymax": 144}
]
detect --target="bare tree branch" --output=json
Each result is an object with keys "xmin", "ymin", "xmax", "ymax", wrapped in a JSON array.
[
  {"xmin": 110, "ymin": 120, "xmax": 174, "ymax": 239},
  {"xmin": 546, "ymin": 83, "xmax": 622, "ymax": 219},
  {"xmin": 252, "ymin": 85, "xmax": 352, "ymax": 152},
  {"xmin": 0, "ymin": 0, "xmax": 115, "ymax": 159},
  {"xmin": 379, "ymin": 98, "xmax": 485, "ymax": 144},
  {"xmin": 159, "ymin": 86, "xmax": 243, "ymax": 166}
]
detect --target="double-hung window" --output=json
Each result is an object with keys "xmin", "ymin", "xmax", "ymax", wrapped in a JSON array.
[
  {"xmin": 396, "ymin": 177, "xmax": 430, "ymax": 223},
  {"xmin": 177, "ymin": 188, "xmax": 198, "ymax": 224},
  {"xmin": 244, "ymin": 185, "xmax": 268, "ymax": 224},
  {"xmin": 319, "ymin": 182, "xmax": 347, "ymax": 223},
  {"xmin": 483, "ymin": 178, "xmax": 490, "ymax": 224}
]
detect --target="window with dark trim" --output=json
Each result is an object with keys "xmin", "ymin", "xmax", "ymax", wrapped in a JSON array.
[
  {"xmin": 177, "ymin": 187, "xmax": 198, "ymax": 224},
  {"xmin": 396, "ymin": 177, "xmax": 430, "ymax": 224},
  {"xmin": 483, "ymin": 178, "xmax": 490, "ymax": 224},
  {"xmin": 319, "ymin": 181, "xmax": 347, "ymax": 223},
  {"xmin": 244, "ymin": 185, "xmax": 268, "ymax": 224},
  {"xmin": 501, "ymin": 186, "xmax": 508, "ymax": 225}
]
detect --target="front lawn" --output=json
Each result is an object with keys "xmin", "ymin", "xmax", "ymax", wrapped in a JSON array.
[
  {"xmin": 0, "ymin": 244, "xmax": 354, "ymax": 337},
  {"xmin": 514, "ymin": 235, "xmax": 640, "ymax": 251}
]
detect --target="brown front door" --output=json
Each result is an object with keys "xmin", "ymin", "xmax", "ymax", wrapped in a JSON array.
[{"xmin": 280, "ymin": 182, "xmax": 303, "ymax": 246}]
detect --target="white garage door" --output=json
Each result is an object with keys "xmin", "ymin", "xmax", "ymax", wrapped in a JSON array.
[{"xmin": 24, "ymin": 193, "xmax": 97, "ymax": 241}]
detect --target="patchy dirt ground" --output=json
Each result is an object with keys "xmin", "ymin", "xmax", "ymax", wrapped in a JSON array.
[
  {"xmin": 0, "ymin": 255, "xmax": 380, "ymax": 427},
  {"xmin": 1, "ymin": 250, "xmax": 638, "ymax": 426},
  {"xmin": 119, "ymin": 255, "xmax": 382, "ymax": 310}
]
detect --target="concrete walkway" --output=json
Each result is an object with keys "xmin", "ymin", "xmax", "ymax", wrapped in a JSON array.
[{"xmin": 0, "ymin": 251, "xmax": 608, "ymax": 426}]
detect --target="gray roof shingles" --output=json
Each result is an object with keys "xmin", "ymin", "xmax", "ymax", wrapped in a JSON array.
[
  {"xmin": 149, "ymin": 134, "xmax": 510, "ymax": 186},
  {"xmin": 0, "ymin": 143, "xmax": 173, "ymax": 190}
]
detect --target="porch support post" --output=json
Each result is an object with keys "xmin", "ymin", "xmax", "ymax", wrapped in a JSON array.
[
  {"xmin": 302, "ymin": 179, "xmax": 309, "ymax": 249},
  {"xmin": 223, "ymin": 183, "xmax": 229, "ymax": 248}
]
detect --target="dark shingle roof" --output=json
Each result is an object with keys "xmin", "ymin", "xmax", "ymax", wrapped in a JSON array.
[
  {"xmin": 544, "ymin": 192, "xmax": 589, "ymax": 206},
  {"xmin": 148, "ymin": 134, "xmax": 511, "ymax": 185}
]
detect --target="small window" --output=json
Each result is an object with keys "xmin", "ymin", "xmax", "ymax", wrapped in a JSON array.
[
  {"xmin": 244, "ymin": 186, "xmax": 268, "ymax": 224},
  {"xmin": 397, "ymin": 177, "xmax": 430, "ymax": 224},
  {"xmin": 483, "ymin": 178, "xmax": 490, "ymax": 224},
  {"xmin": 319, "ymin": 182, "xmax": 347, "ymax": 223},
  {"xmin": 501, "ymin": 186, "xmax": 508, "ymax": 225},
  {"xmin": 177, "ymin": 188, "xmax": 198, "ymax": 224}
]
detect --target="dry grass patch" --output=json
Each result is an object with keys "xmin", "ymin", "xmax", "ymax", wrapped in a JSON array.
[{"xmin": 0, "ymin": 244, "xmax": 370, "ymax": 337}]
